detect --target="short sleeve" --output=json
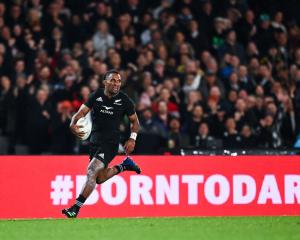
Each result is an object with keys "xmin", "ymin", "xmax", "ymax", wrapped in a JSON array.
[
  {"xmin": 125, "ymin": 97, "xmax": 135, "ymax": 116},
  {"xmin": 84, "ymin": 92, "xmax": 96, "ymax": 109}
]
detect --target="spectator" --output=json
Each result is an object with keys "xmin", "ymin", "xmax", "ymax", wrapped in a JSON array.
[{"xmin": 92, "ymin": 20, "xmax": 115, "ymax": 60}]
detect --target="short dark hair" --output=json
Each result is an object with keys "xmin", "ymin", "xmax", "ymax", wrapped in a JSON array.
[{"xmin": 103, "ymin": 69, "xmax": 120, "ymax": 81}]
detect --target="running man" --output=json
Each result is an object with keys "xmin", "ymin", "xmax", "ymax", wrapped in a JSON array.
[{"xmin": 62, "ymin": 69, "xmax": 141, "ymax": 218}]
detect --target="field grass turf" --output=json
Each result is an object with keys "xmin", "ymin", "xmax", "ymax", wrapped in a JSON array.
[{"xmin": 0, "ymin": 216, "xmax": 299, "ymax": 240}]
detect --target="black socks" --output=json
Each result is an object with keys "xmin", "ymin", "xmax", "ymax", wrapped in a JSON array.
[{"xmin": 74, "ymin": 194, "xmax": 86, "ymax": 210}]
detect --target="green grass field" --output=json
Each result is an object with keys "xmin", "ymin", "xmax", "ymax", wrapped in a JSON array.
[{"xmin": 0, "ymin": 217, "xmax": 299, "ymax": 240}]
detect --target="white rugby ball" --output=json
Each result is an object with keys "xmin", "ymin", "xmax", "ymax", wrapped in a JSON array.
[{"xmin": 76, "ymin": 112, "xmax": 92, "ymax": 140}]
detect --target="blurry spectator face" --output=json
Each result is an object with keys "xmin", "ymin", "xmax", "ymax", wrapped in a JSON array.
[
  {"xmin": 48, "ymin": 3, "xmax": 60, "ymax": 16},
  {"xmin": 142, "ymin": 72, "xmax": 152, "ymax": 88},
  {"xmin": 225, "ymin": 118, "xmax": 236, "ymax": 131},
  {"xmin": 146, "ymin": 85, "xmax": 155, "ymax": 98},
  {"xmin": 202, "ymin": 2, "xmax": 212, "ymax": 15},
  {"xmin": 40, "ymin": 66, "xmax": 51, "ymax": 80},
  {"xmin": 166, "ymin": 14, "xmax": 176, "ymax": 26},
  {"xmin": 199, "ymin": 122, "xmax": 209, "ymax": 136},
  {"xmin": 169, "ymin": 118, "xmax": 180, "ymax": 132},
  {"xmin": 201, "ymin": 51, "xmax": 211, "ymax": 64},
  {"xmin": 128, "ymin": 0, "xmax": 139, "ymax": 6},
  {"xmin": 229, "ymin": 72, "xmax": 238, "ymax": 84},
  {"xmin": 143, "ymin": 109, "xmax": 152, "ymax": 120},
  {"xmin": 142, "ymin": 12, "xmax": 152, "ymax": 25},
  {"xmin": 209, "ymin": 86, "xmax": 221, "ymax": 100},
  {"xmin": 294, "ymin": 49, "xmax": 300, "ymax": 61},
  {"xmin": 15, "ymin": 60, "xmax": 25, "ymax": 72},
  {"xmin": 1, "ymin": 26, "xmax": 11, "ymax": 41},
  {"xmin": 179, "ymin": 43, "xmax": 189, "ymax": 55},
  {"xmin": 192, "ymin": 105, "xmax": 203, "ymax": 118},
  {"xmin": 163, "ymin": 79, "xmax": 174, "ymax": 91},
  {"xmin": 235, "ymin": 98, "xmax": 246, "ymax": 112},
  {"xmin": 259, "ymin": 65, "xmax": 271, "ymax": 78},
  {"xmin": 264, "ymin": 115, "xmax": 274, "ymax": 126},
  {"xmin": 31, "ymin": 0, "xmax": 41, "ymax": 7},
  {"xmin": 188, "ymin": 90, "xmax": 200, "ymax": 104},
  {"xmin": 0, "ymin": 76, "xmax": 10, "ymax": 90},
  {"xmin": 52, "ymin": 27, "xmax": 62, "ymax": 40},
  {"xmin": 84, "ymin": 40, "xmax": 94, "ymax": 54},
  {"xmin": 185, "ymin": 74, "xmax": 195, "ymax": 86},
  {"xmin": 16, "ymin": 75, "xmax": 26, "ymax": 88},
  {"xmin": 64, "ymin": 76, "xmax": 75, "ymax": 88},
  {"xmin": 206, "ymin": 58, "xmax": 218, "ymax": 73},
  {"xmin": 96, "ymin": 2, "xmax": 107, "ymax": 15},
  {"xmin": 36, "ymin": 89, "xmax": 48, "ymax": 104},
  {"xmin": 37, "ymin": 50, "xmax": 49, "ymax": 65},
  {"xmin": 206, "ymin": 73, "xmax": 216, "ymax": 85},
  {"xmin": 274, "ymin": 11, "xmax": 283, "ymax": 23},
  {"xmin": 295, "ymin": 69, "xmax": 300, "ymax": 81},
  {"xmin": 246, "ymin": 95, "xmax": 256, "ymax": 108},
  {"xmin": 185, "ymin": 60, "xmax": 197, "ymax": 74},
  {"xmin": 238, "ymin": 89, "xmax": 248, "ymax": 99},
  {"xmin": 189, "ymin": 20, "xmax": 198, "ymax": 32},
  {"xmin": 109, "ymin": 53, "xmax": 121, "ymax": 67},
  {"xmin": 157, "ymin": 44, "xmax": 168, "ymax": 60},
  {"xmin": 171, "ymin": 77, "xmax": 180, "ymax": 89},
  {"xmin": 71, "ymin": 15, "xmax": 81, "ymax": 25},
  {"xmin": 238, "ymin": 65, "xmax": 248, "ymax": 78},
  {"xmin": 266, "ymin": 102, "xmax": 277, "ymax": 116},
  {"xmin": 276, "ymin": 32, "xmax": 287, "ymax": 46},
  {"xmin": 214, "ymin": 18, "xmax": 226, "ymax": 33},
  {"xmin": 248, "ymin": 58, "xmax": 259, "ymax": 74},
  {"xmin": 226, "ymin": 30, "xmax": 237, "ymax": 44},
  {"xmin": 97, "ymin": 20, "xmax": 109, "ymax": 34},
  {"xmin": 160, "ymin": 88, "xmax": 171, "ymax": 101},
  {"xmin": 157, "ymin": 101, "xmax": 168, "ymax": 114},
  {"xmin": 10, "ymin": 5, "xmax": 21, "ymax": 20},
  {"xmin": 245, "ymin": 10, "xmax": 255, "ymax": 23},
  {"xmin": 0, "ymin": 3, "xmax": 5, "ymax": 16},
  {"xmin": 241, "ymin": 125, "xmax": 251, "ymax": 137},
  {"xmin": 155, "ymin": 60, "xmax": 165, "ymax": 75},
  {"xmin": 118, "ymin": 14, "xmax": 131, "ymax": 29},
  {"xmin": 228, "ymin": 90, "xmax": 238, "ymax": 102},
  {"xmin": 13, "ymin": 25, "xmax": 22, "ymax": 37},
  {"xmin": 175, "ymin": 32, "xmax": 185, "ymax": 44},
  {"xmin": 268, "ymin": 46, "xmax": 278, "ymax": 57},
  {"xmin": 80, "ymin": 86, "xmax": 90, "ymax": 101},
  {"xmin": 27, "ymin": 9, "xmax": 40, "ymax": 25},
  {"xmin": 230, "ymin": 55, "xmax": 240, "ymax": 68},
  {"xmin": 89, "ymin": 78, "xmax": 99, "ymax": 91}
]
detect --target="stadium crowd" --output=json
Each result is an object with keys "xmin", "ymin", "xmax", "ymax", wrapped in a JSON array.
[{"xmin": 0, "ymin": 0, "xmax": 300, "ymax": 154}]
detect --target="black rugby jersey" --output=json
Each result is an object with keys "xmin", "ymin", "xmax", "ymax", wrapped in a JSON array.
[{"xmin": 84, "ymin": 88, "xmax": 135, "ymax": 144}]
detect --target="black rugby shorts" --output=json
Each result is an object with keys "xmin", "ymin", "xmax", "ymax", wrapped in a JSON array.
[{"xmin": 89, "ymin": 142, "xmax": 119, "ymax": 166}]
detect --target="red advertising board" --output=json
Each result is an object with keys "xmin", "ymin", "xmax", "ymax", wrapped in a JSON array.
[{"xmin": 0, "ymin": 155, "xmax": 300, "ymax": 219}]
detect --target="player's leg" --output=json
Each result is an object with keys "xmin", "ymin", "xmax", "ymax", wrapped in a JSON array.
[
  {"xmin": 62, "ymin": 157, "xmax": 104, "ymax": 218},
  {"xmin": 96, "ymin": 156, "xmax": 141, "ymax": 184}
]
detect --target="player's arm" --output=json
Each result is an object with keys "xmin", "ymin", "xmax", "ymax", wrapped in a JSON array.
[
  {"xmin": 124, "ymin": 112, "xmax": 140, "ymax": 155},
  {"xmin": 70, "ymin": 104, "xmax": 90, "ymax": 138}
]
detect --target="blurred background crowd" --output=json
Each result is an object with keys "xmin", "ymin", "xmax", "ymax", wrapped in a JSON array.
[{"xmin": 0, "ymin": 0, "xmax": 300, "ymax": 155}]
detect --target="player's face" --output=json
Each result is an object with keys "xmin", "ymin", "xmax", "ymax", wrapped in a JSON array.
[{"xmin": 105, "ymin": 73, "xmax": 122, "ymax": 95}]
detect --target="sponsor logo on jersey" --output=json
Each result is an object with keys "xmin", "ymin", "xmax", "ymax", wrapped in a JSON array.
[
  {"xmin": 96, "ymin": 97, "xmax": 103, "ymax": 102},
  {"xmin": 102, "ymin": 105, "xmax": 113, "ymax": 110},
  {"xmin": 100, "ymin": 105, "xmax": 114, "ymax": 115}
]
